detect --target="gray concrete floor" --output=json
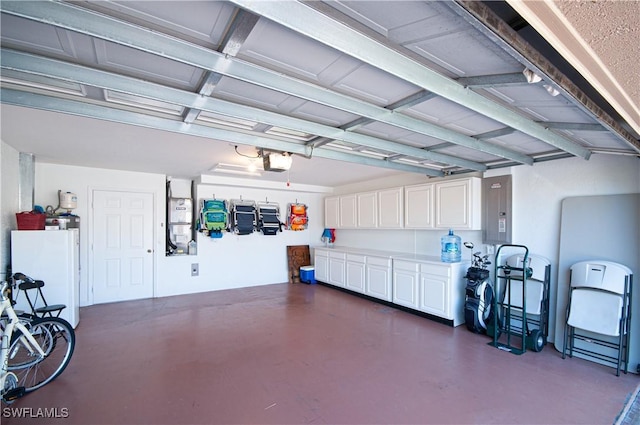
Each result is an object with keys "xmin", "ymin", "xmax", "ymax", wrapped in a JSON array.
[{"xmin": 4, "ymin": 282, "xmax": 638, "ymax": 424}]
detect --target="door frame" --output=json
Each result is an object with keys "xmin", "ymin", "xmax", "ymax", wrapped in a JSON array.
[{"xmin": 87, "ymin": 186, "xmax": 157, "ymax": 306}]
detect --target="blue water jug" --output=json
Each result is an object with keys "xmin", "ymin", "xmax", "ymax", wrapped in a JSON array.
[{"xmin": 441, "ymin": 229, "xmax": 461, "ymax": 263}]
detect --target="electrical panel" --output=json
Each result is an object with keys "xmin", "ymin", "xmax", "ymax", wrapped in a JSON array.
[{"xmin": 483, "ymin": 175, "xmax": 512, "ymax": 245}]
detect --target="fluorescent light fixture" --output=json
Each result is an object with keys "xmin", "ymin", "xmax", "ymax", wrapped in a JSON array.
[{"xmin": 209, "ymin": 163, "xmax": 262, "ymax": 177}]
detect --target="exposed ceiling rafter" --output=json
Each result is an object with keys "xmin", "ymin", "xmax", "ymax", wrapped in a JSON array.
[
  {"xmin": 457, "ymin": 72, "xmax": 528, "ymax": 88},
  {"xmin": 183, "ymin": 10, "xmax": 259, "ymax": 124}
]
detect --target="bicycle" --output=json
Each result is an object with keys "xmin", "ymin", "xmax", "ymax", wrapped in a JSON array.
[{"xmin": 1, "ymin": 274, "xmax": 75, "ymax": 403}]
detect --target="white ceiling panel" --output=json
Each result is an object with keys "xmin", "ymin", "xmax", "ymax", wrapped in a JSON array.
[
  {"xmin": 1, "ymin": 70, "xmax": 87, "ymax": 97},
  {"xmin": 333, "ymin": 64, "xmax": 420, "ymax": 106},
  {"xmin": 104, "ymin": 90, "xmax": 185, "ymax": 116},
  {"xmin": 567, "ymin": 131, "xmax": 632, "ymax": 150},
  {"xmin": 354, "ymin": 121, "xmax": 418, "ymax": 141},
  {"xmin": 434, "ymin": 145, "xmax": 504, "ymax": 163},
  {"xmin": 408, "ymin": 30, "xmax": 522, "ymax": 78},
  {"xmin": 94, "ymin": 1, "xmax": 236, "ymax": 48},
  {"xmin": 213, "ymin": 77, "xmax": 293, "ymax": 110},
  {"xmin": 328, "ymin": 1, "xmax": 441, "ymax": 39},
  {"xmin": 94, "ymin": 40, "xmax": 204, "ymax": 90},
  {"xmin": 239, "ymin": 18, "xmax": 345, "ymax": 82},
  {"xmin": 407, "ymin": 97, "xmax": 482, "ymax": 126},
  {"xmin": 288, "ymin": 99, "xmax": 360, "ymax": 127},
  {"xmin": 0, "ymin": 15, "xmax": 75, "ymax": 58},
  {"xmin": 492, "ymin": 132, "xmax": 559, "ymax": 155}
]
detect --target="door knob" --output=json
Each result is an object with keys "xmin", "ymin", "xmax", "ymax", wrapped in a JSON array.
[{"xmin": 147, "ymin": 249, "xmax": 152, "ymax": 253}]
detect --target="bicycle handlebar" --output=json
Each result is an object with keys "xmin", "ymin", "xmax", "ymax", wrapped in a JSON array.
[
  {"xmin": 12, "ymin": 272, "xmax": 28, "ymax": 281},
  {"xmin": 1, "ymin": 272, "xmax": 34, "ymax": 301}
]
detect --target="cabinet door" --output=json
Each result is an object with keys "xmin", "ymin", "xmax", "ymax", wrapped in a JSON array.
[
  {"xmin": 419, "ymin": 263, "xmax": 451, "ymax": 319},
  {"xmin": 404, "ymin": 184, "xmax": 434, "ymax": 228},
  {"xmin": 329, "ymin": 254, "xmax": 346, "ymax": 287},
  {"xmin": 339, "ymin": 195, "xmax": 357, "ymax": 228},
  {"xmin": 357, "ymin": 192, "xmax": 378, "ymax": 228},
  {"xmin": 393, "ymin": 261, "xmax": 419, "ymax": 309},
  {"xmin": 366, "ymin": 257, "xmax": 392, "ymax": 302},
  {"xmin": 419, "ymin": 273, "xmax": 449, "ymax": 318},
  {"xmin": 378, "ymin": 187, "xmax": 403, "ymax": 228},
  {"xmin": 325, "ymin": 197, "xmax": 340, "ymax": 228},
  {"xmin": 435, "ymin": 178, "xmax": 481, "ymax": 230},
  {"xmin": 314, "ymin": 252, "xmax": 329, "ymax": 282},
  {"xmin": 346, "ymin": 257, "xmax": 366, "ymax": 293}
]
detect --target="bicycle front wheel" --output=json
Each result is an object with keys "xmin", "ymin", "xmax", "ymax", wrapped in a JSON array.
[{"xmin": 7, "ymin": 317, "xmax": 75, "ymax": 393}]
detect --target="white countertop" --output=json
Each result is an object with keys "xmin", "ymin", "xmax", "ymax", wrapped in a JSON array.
[{"xmin": 314, "ymin": 245, "xmax": 462, "ymax": 265}]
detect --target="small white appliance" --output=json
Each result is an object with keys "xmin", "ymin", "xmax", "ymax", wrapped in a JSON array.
[{"xmin": 10, "ymin": 229, "xmax": 80, "ymax": 328}]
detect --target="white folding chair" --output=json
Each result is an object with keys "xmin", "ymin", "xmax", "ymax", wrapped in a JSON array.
[{"xmin": 562, "ymin": 261, "xmax": 633, "ymax": 376}]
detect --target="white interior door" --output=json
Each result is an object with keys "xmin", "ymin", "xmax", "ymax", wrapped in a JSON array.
[{"xmin": 92, "ymin": 190, "xmax": 154, "ymax": 304}]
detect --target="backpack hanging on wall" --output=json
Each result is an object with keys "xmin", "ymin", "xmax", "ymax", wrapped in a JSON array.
[
  {"xmin": 257, "ymin": 202, "xmax": 283, "ymax": 235},
  {"xmin": 229, "ymin": 199, "xmax": 257, "ymax": 235},
  {"xmin": 200, "ymin": 199, "xmax": 229, "ymax": 238},
  {"xmin": 287, "ymin": 203, "xmax": 308, "ymax": 231}
]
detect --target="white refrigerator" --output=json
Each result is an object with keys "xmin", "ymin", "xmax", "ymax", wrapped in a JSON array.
[{"xmin": 10, "ymin": 229, "xmax": 80, "ymax": 328}]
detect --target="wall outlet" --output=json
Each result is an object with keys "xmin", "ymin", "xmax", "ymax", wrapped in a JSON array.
[
  {"xmin": 486, "ymin": 245, "xmax": 495, "ymax": 255},
  {"xmin": 191, "ymin": 263, "xmax": 199, "ymax": 277}
]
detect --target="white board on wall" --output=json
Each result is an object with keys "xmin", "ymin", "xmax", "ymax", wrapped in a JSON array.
[{"xmin": 554, "ymin": 194, "xmax": 640, "ymax": 373}]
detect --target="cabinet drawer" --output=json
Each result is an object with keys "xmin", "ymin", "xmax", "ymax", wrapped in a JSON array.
[
  {"xmin": 394, "ymin": 260, "xmax": 419, "ymax": 272},
  {"xmin": 347, "ymin": 253, "xmax": 366, "ymax": 263},
  {"xmin": 419, "ymin": 263, "xmax": 451, "ymax": 277},
  {"xmin": 329, "ymin": 251, "xmax": 346, "ymax": 259},
  {"xmin": 315, "ymin": 249, "xmax": 329, "ymax": 258},
  {"xmin": 367, "ymin": 256, "xmax": 391, "ymax": 267}
]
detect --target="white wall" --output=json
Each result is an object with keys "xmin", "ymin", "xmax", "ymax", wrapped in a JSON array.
[
  {"xmin": 156, "ymin": 177, "xmax": 328, "ymax": 298},
  {"xmin": 0, "ymin": 140, "xmax": 19, "ymax": 282},
  {"xmin": 29, "ymin": 164, "xmax": 328, "ymax": 303}
]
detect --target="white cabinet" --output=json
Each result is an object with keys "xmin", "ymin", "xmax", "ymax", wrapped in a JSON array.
[
  {"xmin": 392, "ymin": 260, "xmax": 420, "ymax": 309},
  {"xmin": 328, "ymin": 251, "xmax": 346, "ymax": 287},
  {"xmin": 325, "ymin": 177, "xmax": 480, "ymax": 230},
  {"xmin": 357, "ymin": 191, "xmax": 378, "ymax": 228},
  {"xmin": 324, "ymin": 197, "xmax": 340, "ymax": 228},
  {"xmin": 365, "ymin": 256, "xmax": 392, "ymax": 302},
  {"xmin": 417, "ymin": 260, "xmax": 467, "ymax": 326},
  {"xmin": 339, "ymin": 194, "xmax": 358, "ymax": 228},
  {"xmin": 346, "ymin": 254, "xmax": 366, "ymax": 293},
  {"xmin": 419, "ymin": 263, "xmax": 451, "ymax": 318},
  {"xmin": 404, "ymin": 183, "xmax": 434, "ymax": 228},
  {"xmin": 435, "ymin": 177, "xmax": 481, "ymax": 230},
  {"xmin": 316, "ymin": 247, "xmax": 467, "ymax": 326},
  {"xmin": 378, "ymin": 187, "xmax": 403, "ymax": 228},
  {"xmin": 314, "ymin": 249, "xmax": 329, "ymax": 282}
]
